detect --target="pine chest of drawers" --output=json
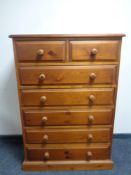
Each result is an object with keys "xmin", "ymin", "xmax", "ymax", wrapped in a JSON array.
[{"xmin": 10, "ymin": 34, "xmax": 125, "ymax": 171}]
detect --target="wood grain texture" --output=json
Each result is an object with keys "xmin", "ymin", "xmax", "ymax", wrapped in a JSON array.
[
  {"xmin": 26, "ymin": 144, "xmax": 110, "ymax": 161},
  {"xmin": 22, "ymin": 160, "xmax": 113, "ymax": 171},
  {"xmin": 19, "ymin": 65, "xmax": 116, "ymax": 85},
  {"xmin": 25, "ymin": 127, "xmax": 111, "ymax": 144},
  {"xmin": 70, "ymin": 40, "xmax": 120, "ymax": 61},
  {"xmin": 15, "ymin": 41, "xmax": 66, "ymax": 62},
  {"xmin": 9, "ymin": 33, "xmax": 125, "ymax": 38},
  {"xmin": 23, "ymin": 108, "xmax": 113, "ymax": 126},
  {"xmin": 21, "ymin": 88, "xmax": 114, "ymax": 106},
  {"xmin": 10, "ymin": 34, "xmax": 124, "ymax": 171}
]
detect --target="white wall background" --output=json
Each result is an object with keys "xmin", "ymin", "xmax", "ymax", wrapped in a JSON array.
[{"xmin": 0, "ymin": 0, "xmax": 131, "ymax": 135}]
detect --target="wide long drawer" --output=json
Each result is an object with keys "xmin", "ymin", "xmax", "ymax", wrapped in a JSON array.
[
  {"xmin": 21, "ymin": 88, "xmax": 114, "ymax": 107},
  {"xmin": 19, "ymin": 65, "xmax": 116, "ymax": 85},
  {"xmin": 26, "ymin": 144, "xmax": 110, "ymax": 161},
  {"xmin": 70, "ymin": 40, "xmax": 120, "ymax": 61},
  {"xmin": 25, "ymin": 128, "xmax": 111, "ymax": 144},
  {"xmin": 23, "ymin": 108, "xmax": 113, "ymax": 126}
]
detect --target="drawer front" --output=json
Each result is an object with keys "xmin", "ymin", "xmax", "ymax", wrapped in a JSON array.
[
  {"xmin": 70, "ymin": 40, "xmax": 120, "ymax": 61},
  {"xmin": 25, "ymin": 128, "xmax": 111, "ymax": 144},
  {"xmin": 15, "ymin": 41, "xmax": 66, "ymax": 62},
  {"xmin": 23, "ymin": 109, "xmax": 113, "ymax": 126},
  {"xmin": 26, "ymin": 144, "xmax": 110, "ymax": 161},
  {"xmin": 21, "ymin": 88, "xmax": 114, "ymax": 107},
  {"xmin": 19, "ymin": 65, "xmax": 116, "ymax": 85}
]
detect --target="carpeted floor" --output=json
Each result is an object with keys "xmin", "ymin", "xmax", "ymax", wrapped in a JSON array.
[{"xmin": 0, "ymin": 135, "xmax": 131, "ymax": 175}]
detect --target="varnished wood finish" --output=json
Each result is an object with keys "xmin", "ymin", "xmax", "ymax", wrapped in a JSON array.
[
  {"xmin": 10, "ymin": 34, "xmax": 124, "ymax": 171},
  {"xmin": 9, "ymin": 33, "xmax": 125, "ymax": 38},
  {"xmin": 22, "ymin": 160, "xmax": 113, "ymax": 171},
  {"xmin": 70, "ymin": 40, "xmax": 120, "ymax": 61},
  {"xmin": 25, "ymin": 127, "xmax": 111, "ymax": 144},
  {"xmin": 19, "ymin": 65, "xmax": 116, "ymax": 85},
  {"xmin": 21, "ymin": 88, "xmax": 114, "ymax": 106},
  {"xmin": 15, "ymin": 41, "xmax": 66, "ymax": 62},
  {"xmin": 26, "ymin": 144, "xmax": 110, "ymax": 161},
  {"xmin": 23, "ymin": 108, "xmax": 113, "ymax": 126}
]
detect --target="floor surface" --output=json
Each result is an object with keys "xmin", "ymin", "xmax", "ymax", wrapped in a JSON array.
[{"xmin": 0, "ymin": 135, "xmax": 131, "ymax": 175}]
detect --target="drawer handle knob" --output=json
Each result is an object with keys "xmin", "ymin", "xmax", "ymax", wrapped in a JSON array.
[
  {"xmin": 42, "ymin": 116, "xmax": 47, "ymax": 123},
  {"xmin": 89, "ymin": 95, "xmax": 96, "ymax": 103},
  {"xmin": 86, "ymin": 151, "xmax": 92, "ymax": 160},
  {"xmin": 44, "ymin": 152, "xmax": 50, "ymax": 160},
  {"xmin": 89, "ymin": 73, "xmax": 96, "ymax": 80},
  {"xmin": 43, "ymin": 135, "xmax": 48, "ymax": 143},
  {"xmin": 91, "ymin": 48, "xmax": 98, "ymax": 55},
  {"xmin": 87, "ymin": 134, "xmax": 93, "ymax": 142},
  {"xmin": 39, "ymin": 74, "xmax": 46, "ymax": 81},
  {"xmin": 40, "ymin": 96, "xmax": 47, "ymax": 103},
  {"xmin": 88, "ymin": 115, "xmax": 94, "ymax": 123},
  {"xmin": 37, "ymin": 49, "xmax": 44, "ymax": 56}
]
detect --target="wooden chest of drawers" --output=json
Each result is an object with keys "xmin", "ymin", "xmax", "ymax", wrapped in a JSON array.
[{"xmin": 10, "ymin": 34, "xmax": 125, "ymax": 171}]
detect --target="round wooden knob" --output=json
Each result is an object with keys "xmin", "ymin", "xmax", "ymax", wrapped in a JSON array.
[
  {"xmin": 88, "ymin": 95, "xmax": 96, "ymax": 103},
  {"xmin": 37, "ymin": 49, "xmax": 44, "ymax": 56},
  {"xmin": 42, "ymin": 116, "xmax": 47, "ymax": 123},
  {"xmin": 86, "ymin": 151, "xmax": 92, "ymax": 160},
  {"xmin": 91, "ymin": 48, "xmax": 98, "ymax": 55},
  {"xmin": 89, "ymin": 73, "xmax": 96, "ymax": 80},
  {"xmin": 40, "ymin": 96, "xmax": 47, "ymax": 103},
  {"xmin": 43, "ymin": 135, "xmax": 48, "ymax": 143},
  {"xmin": 39, "ymin": 74, "xmax": 46, "ymax": 81},
  {"xmin": 88, "ymin": 115, "xmax": 94, "ymax": 124},
  {"xmin": 87, "ymin": 134, "xmax": 93, "ymax": 142},
  {"xmin": 44, "ymin": 152, "xmax": 50, "ymax": 160}
]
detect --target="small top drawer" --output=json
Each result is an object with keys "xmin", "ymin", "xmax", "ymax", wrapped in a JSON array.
[
  {"xmin": 15, "ymin": 41, "xmax": 66, "ymax": 62},
  {"xmin": 70, "ymin": 40, "xmax": 120, "ymax": 61}
]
